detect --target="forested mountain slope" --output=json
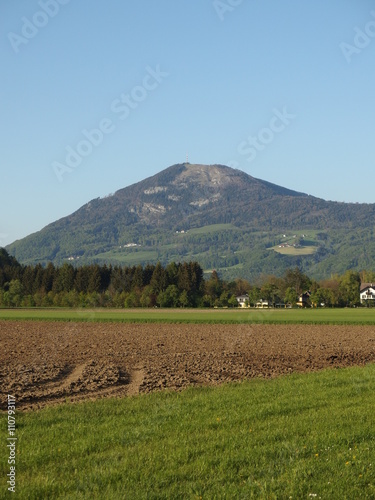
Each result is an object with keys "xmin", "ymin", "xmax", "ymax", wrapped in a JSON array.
[{"xmin": 6, "ymin": 164, "xmax": 375, "ymax": 280}]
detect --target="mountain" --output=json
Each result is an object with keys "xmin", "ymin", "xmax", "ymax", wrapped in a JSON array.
[{"xmin": 6, "ymin": 163, "xmax": 375, "ymax": 280}]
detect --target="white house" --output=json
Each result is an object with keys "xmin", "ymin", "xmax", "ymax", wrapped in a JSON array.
[
  {"xmin": 256, "ymin": 299, "xmax": 271, "ymax": 308},
  {"xmin": 360, "ymin": 283, "xmax": 375, "ymax": 305},
  {"xmin": 236, "ymin": 294, "xmax": 249, "ymax": 308}
]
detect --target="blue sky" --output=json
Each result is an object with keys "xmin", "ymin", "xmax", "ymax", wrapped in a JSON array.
[{"xmin": 1, "ymin": 0, "xmax": 374, "ymax": 247}]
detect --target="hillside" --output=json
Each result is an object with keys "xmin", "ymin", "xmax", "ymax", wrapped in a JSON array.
[{"xmin": 6, "ymin": 163, "xmax": 375, "ymax": 280}]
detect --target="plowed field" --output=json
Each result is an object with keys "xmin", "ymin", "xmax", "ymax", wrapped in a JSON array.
[{"xmin": 1, "ymin": 320, "xmax": 375, "ymax": 410}]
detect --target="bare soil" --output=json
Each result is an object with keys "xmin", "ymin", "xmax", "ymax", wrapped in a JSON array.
[{"xmin": 1, "ymin": 320, "xmax": 375, "ymax": 411}]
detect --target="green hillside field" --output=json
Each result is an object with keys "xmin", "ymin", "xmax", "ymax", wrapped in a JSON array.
[
  {"xmin": 270, "ymin": 245, "xmax": 317, "ymax": 256},
  {"xmin": 2, "ymin": 365, "xmax": 374, "ymax": 498}
]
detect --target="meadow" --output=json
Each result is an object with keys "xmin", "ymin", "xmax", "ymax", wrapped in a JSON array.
[
  {"xmin": 1, "ymin": 365, "xmax": 374, "ymax": 499},
  {"xmin": 271, "ymin": 245, "xmax": 317, "ymax": 256},
  {"xmin": 1, "ymin": 306, "xmax": 375, "ymax": 324}
]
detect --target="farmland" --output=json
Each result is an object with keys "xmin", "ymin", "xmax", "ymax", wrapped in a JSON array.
[
  {"xmin": 1, "ymin": 310, "xmax": 375, "ymax": 497},
  {"xmin": 0, "ymin": 318, "xmax": 374, "ymax": 497},
  {"xmin": 1, "ymin": 319, "xmax": 375, "ymax": 411}
]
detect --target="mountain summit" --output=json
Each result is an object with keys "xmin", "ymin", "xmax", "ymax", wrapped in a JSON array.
[
  {"xmin": 6, "ymin": 163, "xmax": 375, "ymax": 279},
  {"xmin": 103, "ymin": 163, "xmax": 308, "ymax": 228}
]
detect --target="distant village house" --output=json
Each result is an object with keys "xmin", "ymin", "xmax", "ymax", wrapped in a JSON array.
[
  {"xmin": 236, "ymin": 294, "xmax": 249, "ymax": 308},
  {"xmin": 297, "ymin": 291, "xmax": 311, "ymax": 308},
  {"xmin": 360, "ymin": 283, "xmax": 375, "ymax": 305},
  {"xmin": 256, "ymin": 299, "xmax": 272, "ymax": 308}
]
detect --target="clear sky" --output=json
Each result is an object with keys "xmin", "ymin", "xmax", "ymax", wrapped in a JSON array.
[{"xmin": 1, "ymin": 0, "xmax": 374, "ymax": 247}]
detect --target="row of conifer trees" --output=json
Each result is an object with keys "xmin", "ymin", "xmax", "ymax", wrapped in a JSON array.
[{"xmin": 0, "ymin": 248, "xmax": 373, "ymax": 308}]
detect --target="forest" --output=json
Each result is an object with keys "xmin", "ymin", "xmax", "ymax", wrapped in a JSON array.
[{"xmin": 0, "ymin": 248, "xmax": 373, "ymax": 308}]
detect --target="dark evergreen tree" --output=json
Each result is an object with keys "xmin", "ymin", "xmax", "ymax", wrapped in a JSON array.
[
  {"xmin": 133, "ymin": 265, "xmax": 144, "ymax": 289},
  {"xmin": 143, "ymin": 264, "xmax": 155, "ymax": 286},
  {"xmin": 22, "ymin": 266, "xmax": 36, "ymax": 296},
  {"xmin": 87, "ymin": 265, "xmax": 102, "ymax": 293},
  {"xmin": 150, "ymin": 262, "xmax": 167, "ymax": 294},
  {"xmin": 42, "ymin": 263, "xmax": 56, "ymax": 293},
  {"xmin": 53, "ymin": 263, "xmax": 75, "ymax": 293},
  {"xmin": 74, "ymin": 266, "xmax": 90, "ymax": 293}
]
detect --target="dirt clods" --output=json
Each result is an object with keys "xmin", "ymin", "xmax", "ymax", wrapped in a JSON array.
[{"xmin": 1, "ymin": 320, "xmax": 374, "ymax": 410}]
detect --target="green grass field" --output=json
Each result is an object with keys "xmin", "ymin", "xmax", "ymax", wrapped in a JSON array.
[
  {"xmin": 2, "ymin": 365, "xmax": 374, "ymax": 499},
  {"xmin": 94, "ymin": 249, "xmax": 160, "ymax": 265},
  {"xmin": 186, "ymin": 223, "xmax": 239, "ymax": 235},
  {"xmin": 1, "ymin": 307, "xmax": 375, "ymax": 324},
  {"xmin": 271, "ymin": 245, "xmax": 317, "ymax": 256},
  {"xmin": 269, "ymin": 229, "xmax": 322, "ymax": 256}
]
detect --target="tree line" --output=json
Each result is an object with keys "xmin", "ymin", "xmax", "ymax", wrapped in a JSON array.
[{"xmin": 0, "ymin": 248, "xmax": 373, "ymax": 308}]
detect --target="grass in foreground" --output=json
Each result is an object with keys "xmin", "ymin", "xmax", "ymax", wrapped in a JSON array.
[
  {"xmin": 1, "ymin": 307, "xmax": 375, "ymax": 324},
  {"xmin": 2, "ymin": 365, "xmax": 374, "ymax": 499}
]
